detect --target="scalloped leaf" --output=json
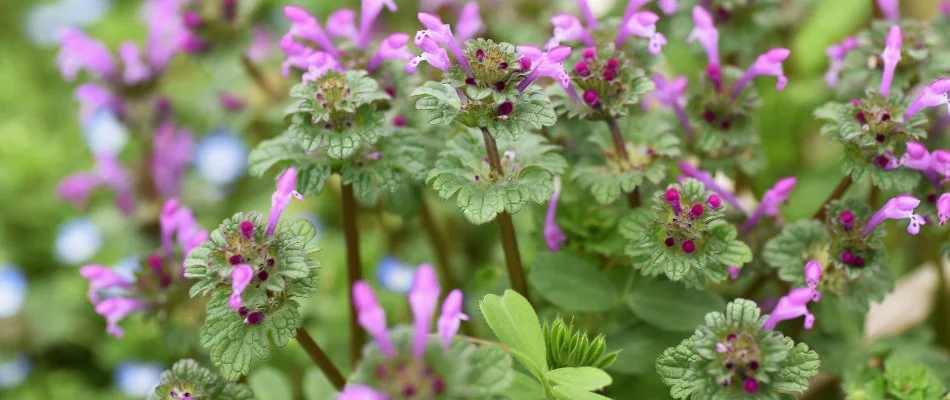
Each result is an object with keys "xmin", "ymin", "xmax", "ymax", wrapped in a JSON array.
[{"xmin": 412, "ymin": 81, "xmax": 462, "ymax": 126}]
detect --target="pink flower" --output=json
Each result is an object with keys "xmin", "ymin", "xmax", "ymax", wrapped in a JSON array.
[
  {"xmin": 687, "ymin": 6, "xmax": 719, "ymax": 66},
  {"xmin": 55, "ymin": 28, "xmax": 117, "ymax": 82},
  {"xmin": 899, "ymin": 141, "xmax": 931, "ymax": 171},
  {"xmin": 876, "ymin": 0, "xmax": 899, "ymax": 21},
  {"xmin": 863, "ymin": 195, "xmax": 925, "ymax": 235},
  {"xmin": 409, "ymin": 264, "xmax": 441, "ymax": 358},
  {"xmin": 544, "ymin": 177, "xmax": 567, "ymax": 252},
  {"xmin": 825, "ymin": 37, "xmax": 859, "ymax": 87},
  {"xmin": 353, "ymin": 281, "xmax": 395, "ymax": 357},
  {"xmin": 732, "ymin": 48, "xmax": 790, "ymax": 98},
  {"xmin": 246, "ymin": 27, "xmax": 277, "ymax": 62},
  {"xmin": 369, "ymin": 33, "xmax": 413, "ymax": 72},
  {"xmin": 575, "ymin": 0, "xmax": 598, "ymax": 28},
  {"xmin": 228, "ymin": 264, "xmax": 254, "ymax": 310},
  {"xmin": 410, "ymin": 13, "xmax": 473, "ymax": 76},
  {"xmin": 437, "ymin": 289, "xmax": 469, "ymax": 349},
  {"xmin": 337, "ymin": 385, "xmax": 387, "ymax": 400},
  {"xmin": 516, "ymin": 45, "xmax": 578, "ymax": 102},
  {"xmin": 284, "ymin": 6, "xmax": 340, "ymax": 57},
  {"xmin": 937, "ymin": 193, "xmax": 950, "ymax": 225},
  {"xmin": 456, "ymin": 2, "xmax": 484, "ymax": 43},
  {"xmin": 266, "ymin": 168, "xmax": 304, "ymax": 236},
  {"xmin": 58, "ymin": 153, "xmax": 135, "ymax": 215},
  {"xmin": 933, "ymin": 150, "xmax": 950, "ymax": 182},
  {"xmin": 616, "ymin": 11, "xmax": 666, "ymax": 55},
  {"xmin": 879, "ymin": 25, "xmax": 902, "ymax": 98},
  {"xmin": 159, "ymin": 198, "xmax": 208, "ymax": 258},
  {"xmin": 727, "ymin": 266, "xmax": 741, "ymax": 280},
  {"xmin": 327, "ymin": 9, "xmax": 359, "ymax": 44},
  {"xmin": 75, "ymin": 84, "xmax": 119, "ymax": 123},
  {"xmin": 546, "ymin": 14, "xmax": 594, "ymax": 49},
  {"xmin": 95, "ymin": 297, "xmax": 146, "ymax": 338},
  {"xmin": 743, "ymin": 177, "xmax": 796, "ymax": 232},
  {"xmin": 118, "ymin": 42, "xmax": 152, "ymax": 85},
  {"xmin": 151, "ymin": 121, "xmax": 193, "ymax": 199},
  {"xmin": 653, "ymin": 75, "xmax": 692, "ymax": 135},
  {"xmin": 804, "ymin": 259, "xmax": 822, "ymax": 289},
  {"xmin": 406, "ymin": 33, "xmax": 452, "ymax": 73},
  {"xmin": 905, "ymin": 78, "xmax": 950, "ymax": 121},
  {"xmin": 359, "ymin": 0, "xmax": 398, "ymax": 49},
  {"xmin": 80, "ymin": 265, "xmax": 133, "ymax": 303},
  {"xmin": 762, "ymin": 287, "xmax": 820, "ymax": 330},
  {"xmin": 144, "ymin": 0, "xmax": 189, "ymax": 70},
  {"xmin": 678, "ymin": 162, "xmax": 745, "ymax": 213},
  {"xmin": 658, "ymin": 0, "xmax": 678, "ymax": 15}
]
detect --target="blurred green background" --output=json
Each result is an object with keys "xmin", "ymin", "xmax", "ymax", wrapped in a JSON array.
[{"xmin": 0, "ymin": 0, "xmax": 942, "ymax": 398}]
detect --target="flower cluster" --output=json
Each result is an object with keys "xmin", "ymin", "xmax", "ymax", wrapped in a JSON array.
[
  {"xmin": 79, "ymin": 198, "xmax": 207, "ymax": 338},
  {"xmin": 148, "ymin": 359, "xmax": 253, "ymax": 400},
  {"xmin": 342, "ymin": 264, "xmax": 513, "ymax": 399}
]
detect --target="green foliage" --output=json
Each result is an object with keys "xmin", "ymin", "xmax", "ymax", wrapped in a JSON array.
[
  {"xmin": 428, "ymin": 130, "xmax": 566, "ymax": 224},
  {"xmin": 627, "ymin": 280, "xmax": 726, "ymax": 332},
  {"xmin": 412, "ymin": 81, "xmax": 462, "ymax": 127},
  {"xmin": 479, "ymin": 290, "xmax": 549, "ymax": 377},
  {"xmin": 528, "ymin": 251, "xmax": 619, "ymax": 312},
  {"xmin": 148, "ymin": 359, "xmax": 254, "ymax": 400},
  {"xmin": 656, "ymin": 299, "xmax": 820, "ymax": 399},
  {"xmin": 844, "ymin": 357, "xmax": 948, "ymax": 400},
  {"xmin": 543, "ymin": 317, "xmax": 618, "ymax": 370}
]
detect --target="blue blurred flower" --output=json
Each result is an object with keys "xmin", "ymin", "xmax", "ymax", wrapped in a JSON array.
[
  {"xmin": 376, "ymin": 256, "xmax": 416, "ymax": 293},
  {"xmin": 0, "ymin": 355, "xmax": 31, "ymax": 389},
  {"xmin": 25, "ymin": 0, "xmax": 111, "ymax": 46},
  {"xmin": 55, "ymin": 217, "xmax": 103, "ymax": 265},
  {"xmin": 113, "ymin": 255, "xmax": 141, "ymax": 281},
  {"xmin": 114, "ymin": 361, "xmax": 162, "ymax": 397},
  {"xmin": 83, "ymin": 109, "xmax": 128, "ymax": 156},
  {"xmin": 193, "ymin": 131, "xmax": 248, "ymax": 186},
  {"xmin": 0, "ymin": 264, "xmax": 27, "ymax": 318}
]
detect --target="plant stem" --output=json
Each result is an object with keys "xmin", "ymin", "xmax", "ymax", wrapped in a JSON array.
[
  {"xmin": 296, "ymin": 327, "xmax": 346, "ymax": 391},
  {"xmin": 812, "ymin": 175, "xmax": 853, "ymax": 220},
  {"xmin": 480, "ymin": 128, "xmax": 529, "ymax": 300},
  {"xmin": 340, "ymin": 183, "xmax": 366, "ymax": 364},
  {"xmin": 604, "ymin": 117, "xmax": 630, "ymax": 161},
  {"xmin": 627, "ymin": 187, "xmax": 641, "ymax": 208},
  {"xmin": 240, "ymin": 54, "xmax": 282, "ymax": 101},
  {"xmin": 419, "ymin": 197, "xmax": 459, "ymax": 290}
]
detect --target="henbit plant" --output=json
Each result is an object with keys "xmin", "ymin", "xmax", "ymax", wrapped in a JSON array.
[{"xmin": 48, "ymin": 0, "xmax": 950, "ymax": 399}]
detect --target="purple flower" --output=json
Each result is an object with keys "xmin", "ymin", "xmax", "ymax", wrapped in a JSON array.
[
  {"xmin": 409, "ymin": 264, "xmax": 441, "ymax": 358},
  {"xmin": 825, "ymin": 37, "xmax": 859, "ymax": 87},
  {"xmin": 665, "ymin": 187, "xmax": 682, "ymax": 213},
  {"xmin": 159, "ymin": 198, "xmax": 208, "ymax": 258},
  {"xmin": 80, "ymin": 265, "xmax": 133, "ymax": 303},
  {"xmin": 406, "ymin": 32, "xmax": 452, "ymax": 73},
  {"xmin": 56, "ymin": 28, "xmax": 117, "ymax": 81},
  {"xmin": 658, "ymin": 0, "xmax": 678, "ymax": 15},
  {"xmin": 516, "ymin": 45, "xmax": 578, "ymax": 102},
  {"xmin": 544, "ymin": 177, "xmax": 567, "ymax": 252},
  {"xmin": 762, "ymin": 287, "xmax": 820, "ymax": 330},
  {"xmin": 879, "ymin": 25, "xmax": 902, "ymax": 98},
  {"xmin": 576, "ymin": 0, "xmax": 598, "ymax": 28},
  {"xmin": 144, "ymin": 0, "xmax": 188, "ymax": 70},
  {"xmin": 616, "ymin": 11, "xmax": 667, "ymax": 55},
  {"xmin": 228, "ymin": 264, "xmax": 254, "ymax": 310},
  {"xmin": 653, "ymin": 75, "xmax": 692, "ymax": 135},
  {"xmin": 284, "ymin": 6, "xmax": 341, "ymax": 57},
  {"xmin": 727, "ymin": 266, "xmax": 741, "ymax": 280},
  {"xmin": 743, "ymin": 177, "xmax": 796, "ymax": 232},
  {"xmin": 904, "ymin": 78, "xmax": 950, "ymax": 121},
  {"xmin": 678, "ymin": 162, "xmax": 745, "ymax": 213},
  {"xmin": 95, "ymin": 297, "xmax": 146, "ymax": 338},
  {"xmin": 876, "ymin": 0, "xmax": 899, "ymax": 21},
  {"xmin": 437, "ymin": 289, "xmax": 469, "ymax": 349},
  {"xmin": 622, "ymin": 0, "xmax": 655, "ymax": 30},
  {"xmin": 353, "ymin": 281, "xmax": 395, "ymax": 357},
  {"xmin": 898, "ymin": 141, "xmax": 931, "ymax": 172},
  {"xmin": 863, "ymin": 195, "xmax": 925, "ymax": 235},
  {"xmin": 687, "ymin": 6, "xmax": 719, "ymax": 66},
  {"xmin": 369, "ymin": 33, "xmax": 413, "ymax": 72},
  {"xmin": 151, "ymin": 121, "xmax": 193, "ymax": 199},
  {"xmin": 938, "ymin": 193, "xmax": 949, "ymax": 225},
  {"xmin": 246, "ymin": 27, "xmax": 277, "ymax": 62},
  {"xmin": 804, "ymin": 259, "xmax": 822, "ymax": 289},
  {"xmin": 933, "ymin": 150, "xmax": 950, "ymax": 182},
  {"xmin": 337, "ymin": 385, "xmax": 387, "ymax": 400},
  {"xmin": 942, "ymin": 0, "xmax": 950, "ymax": 15},
  {"xmin": 410, "ymin": 13, "xmax": 473, "ymax": 76},
  {"xmin": 456, "ymin": 2, "xmax": 485, "ymax": 43},
  {"xmin": 280, "ymin": 8, "xmax": 344, "ymax": 78},
  {"xmin": 546, "ymin": 14, "xmax": 594, "ymax": 49},
  {"xmin": 266, "ymin": 168, "xmax": 304, "ymax": 237},
  {"xmin": 57, "ymin": 153, "xmax": 135, "ymax": 215},
  {"xmin": 359, "ymin": 0, "xmax": 398, "ymax": 49},
  {"xmin": 732, "ymin": 48, "xmax": 790, "ymax": 98},
  {"xmin": 75, "ymin": 84, "xmax": 119, "ymax": 123},
  {"xmin": 118, "ymin": 42, "xmax": 151, "ymax": 85}
]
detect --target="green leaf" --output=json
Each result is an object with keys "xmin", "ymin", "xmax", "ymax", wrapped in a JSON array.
[
  {"xmin": 462, "ymin": 345, "xmax": 516, "ymax": 396},
  {"xmin": 302, "ymin": 368, "xmax": 337, "ymax": 400},
  {"xmin": 248, "ymin": 135, "xmax": 312, "ymax": 177},
  {"xmin": 627, "ymin": 280, "xmax": 726, "ymax": 332},
  {"xmin": 772, "ymin": 341, "xmax": 821, "ymax": 393},
  {"xmin": 547, "ymin": 367, "xmax": 612, "ymax": 391},
  {"xmin": 507, "ymin": 372, "xmax": 545, "ymax": 400},
  {"xmin": 608, "ymin": 325, "xmax": 684, "ymax": 375},
  {"xmin": 248, "ymin": 366, "xmax": 293, "ymax": 400},
  {"xmin": 412, "ymin": 81, "xmax": 462, "ymax": 126},
  {"xmin": 479, "ymin": 290, "xmax": 549, "ymax": 375},
  {"xmin": 528, "ymin": 252, "xmax": 619, "ymax": 312},
  {"xmin": 655, "ymin": 340, "xmax": 704, "ymax": 399},
  {"xmin": 552, "ymin": 386, "xmax": 613, "ymax": 400}
]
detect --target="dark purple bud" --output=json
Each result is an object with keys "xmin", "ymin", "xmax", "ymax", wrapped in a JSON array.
[
  {"xmin": 928, "ymin": 193, "xmax": 937, "ymax": 203},
  {"xmin": 874, "ymin": 155, "xmax": 890, "ymax": 168},
  {"xmin": 703, "ymin": 110, "xmax": 716, "ymax": 122},
  {"xmin": 682, "ymin": 240, "xmax": 696, "ymax": 254},
  {"xmin": 748, "ymin": 360, "xmax": 760, "ymax": 370},
  {"xmin": 720, "ymin": 119, "xmax": 732, "ymax": 130},
  {"xmin": 393, "ymin": 114, "xmax": 408, "ymax": 127},
  {"xmin": 875, "ymin": 134, "xmax": 886, "ymax": 142},
  {"xmin": 582, "ymin": 48, "xmax": 596, "ymax": 60},
  {"xmin": 856, "ymin": 111, "xmax": 866, "ymax": 124},
  {"xmin": 183, "ymin": 36, "xmax": 210, "ymax": 53},
  {"xmin": 465, "ymin": 77, "xmax": 476, "ymax": 85},
  {"xmin": 384, "ymin": 86, "xmax": 396, "ymax": 97},
  {"xmin": 665, "ymin": 188, "xmax": 681, "ymax": 212},
  {"xmin": 841, "ymin": 251, "xmax": 854, "ymax": 265},
  {"xmin": 229, "ymin": 255, "xmax": 244, "ymax": 265},
  {"xmin": 603, "ymin": 69, "xmax": 616, "ymax": 81},
  {"xmin": 494, "ymin": 81, "xmax": 506, "ymax": 91},
  {"xmin": 722, "ymin": 379, "xmax": 730, "ymax": 387},
  {"xmin": 880, "ymin": 112, "xmax": 891, "ymax": 122},
  {"xmin": 266, "ymin": 258, "xmax": 275, "ymax": 267},
  {"xmin": 240, "ymin": 220, "xmax": 254, "ymax": 239},
  {"xmin": 474, "ymin": 175, "xmax": 481, "ymax": 181},
  {"xmin": 497, "ymin": 101, "xmax": 514, "ymax": 116},
  {"xmin": 646, "ymin": 148, "xmax": 655, "ymax": 157},
  {"xmin": 159, "ymin": 274, "xmax": 173, "ymax": 288},
  {"xmin": 715, "ymin": 7, "xmax": 731, "ymax": 22},
  {"xmin": 839, "ymin": 210, "xmax": 855, "ymax": 230},
  {"xmin": 690, "ymin": 204, "xmax": 705, "ymax": 219},
  {"xmin": 499, "ymin": 62, "xmax": 509, "ymax": 70},
  {"xmin": 402, "ymin": 385, "xmax": 416, "ymax": 396},
  {"xmin": 574, "ymin": 61, "xmax": 590, "ymax": 77},
  {"xmin": 519, "ymin": 57, "xmax": 532, "ymax": 71},
  {"xmin": 154, "ymin": 97, "xmax": 171, "ymax": 120},
  {"xmin": 853, "ymin": 256, "xmax": 865, "ymax": 267},
  {"xmin": 222, "ymin": 0, "xmax": 238, "ymax": 22},
  {"xmin": 219, "ymin": 92, "xmax": 245, "ymax": 111},
  {"xmin": 375, "ymin": 365, "xmax": 387, "ymax": 379},
  {"xmin": 726, "ymin": 333, "xmax": 737, "ymax": 342},
  {"xmin": 245, "ymin": 311, "xmax": 264, "ymax": 325},
  {"xmin": 664, "ymin": 237, "xmax": 676, "ymax": 247},
  {"xmin": 257, "ymin": 271, "xmax": 269, "ymax": 281},
  {"xmin": 475, "ymin": 49, "xmax": 485, "ymax": 61},
  {"xmin": 743, "ymin": 377, "xmax": 759, "ymax": 394},
  {"xmin": 182, "ymin": 11, "xmax": 203, "ymax": 29},
  {"xmin": 239, "ymin": 307, "xmax": 249, "ymax": 317},
  {"xmin": 147, "ymin": 254, "xmax": 163, "ymax": 272},
  {"xmin": 724, "ymin": 362, "xmax": 734, "ymax": 369},
  {"xmin": 850, "ymin": 98, "xmax": 861, "ymax": 106},
  {"xmin": 432, "ymin": 378, "xmax": 446, "ymax": 394},
  {"xmin": 583, "ymin": 89, "xmax": 600, "ymax": 107},
  {"xmin": 706, "ymin": 64, "xmax": 722, "ymax": 91},
  {"xmin": 606, "ymin": 58, "xmax": 619, "ymax": 70},
  {"xmin": 707, "ymin": 195, "xmax": 722, "ymax": 209}
]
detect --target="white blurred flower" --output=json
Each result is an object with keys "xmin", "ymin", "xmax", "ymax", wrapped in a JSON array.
[
  {"xmin": 0, "ymin": 264, "xmax": 27, "ymax": 318},
  {"xmin": 25, "ymin": 0, "xmax": 111, "ymax": 45},
  {"xmin": 0, "ymin": 355, "xmax": 31, "ymax": 388},
  {"xmin": 376, "ymin": 256, "xmax": 416, "ymax": 293},
  {"xmin": 83, "ymin": 109, "xmax": 129, "ymax": 155},
  {"xmin": 114, "ymin": 361, "xmax": 163, "ymax": 397},
  {"xmin": 55, "ymin": 217, "xmax": 103, "ymax": 265},
  {"xmin": 193, "ymin": 131, "xmax": 248, "ymax": 186}
]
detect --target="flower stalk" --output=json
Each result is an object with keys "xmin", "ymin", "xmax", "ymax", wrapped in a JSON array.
[
  {"xmin": 604, "ymin": 117, "xmax": 640, "ymax": 207},
  {"xmin": 480, "ymin": 128, "xmax": 528, "ymax": 299},
  {"xmin": 296, "ymin": 327, "xmax": 346, "ymax": 391},
  {"xmin": 812, "ymin": 175, "xmax": 853, "ymax": 220},
  {"xmin": 341, "ymin": 183, "xmax": 367, "ymax": 364}
]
